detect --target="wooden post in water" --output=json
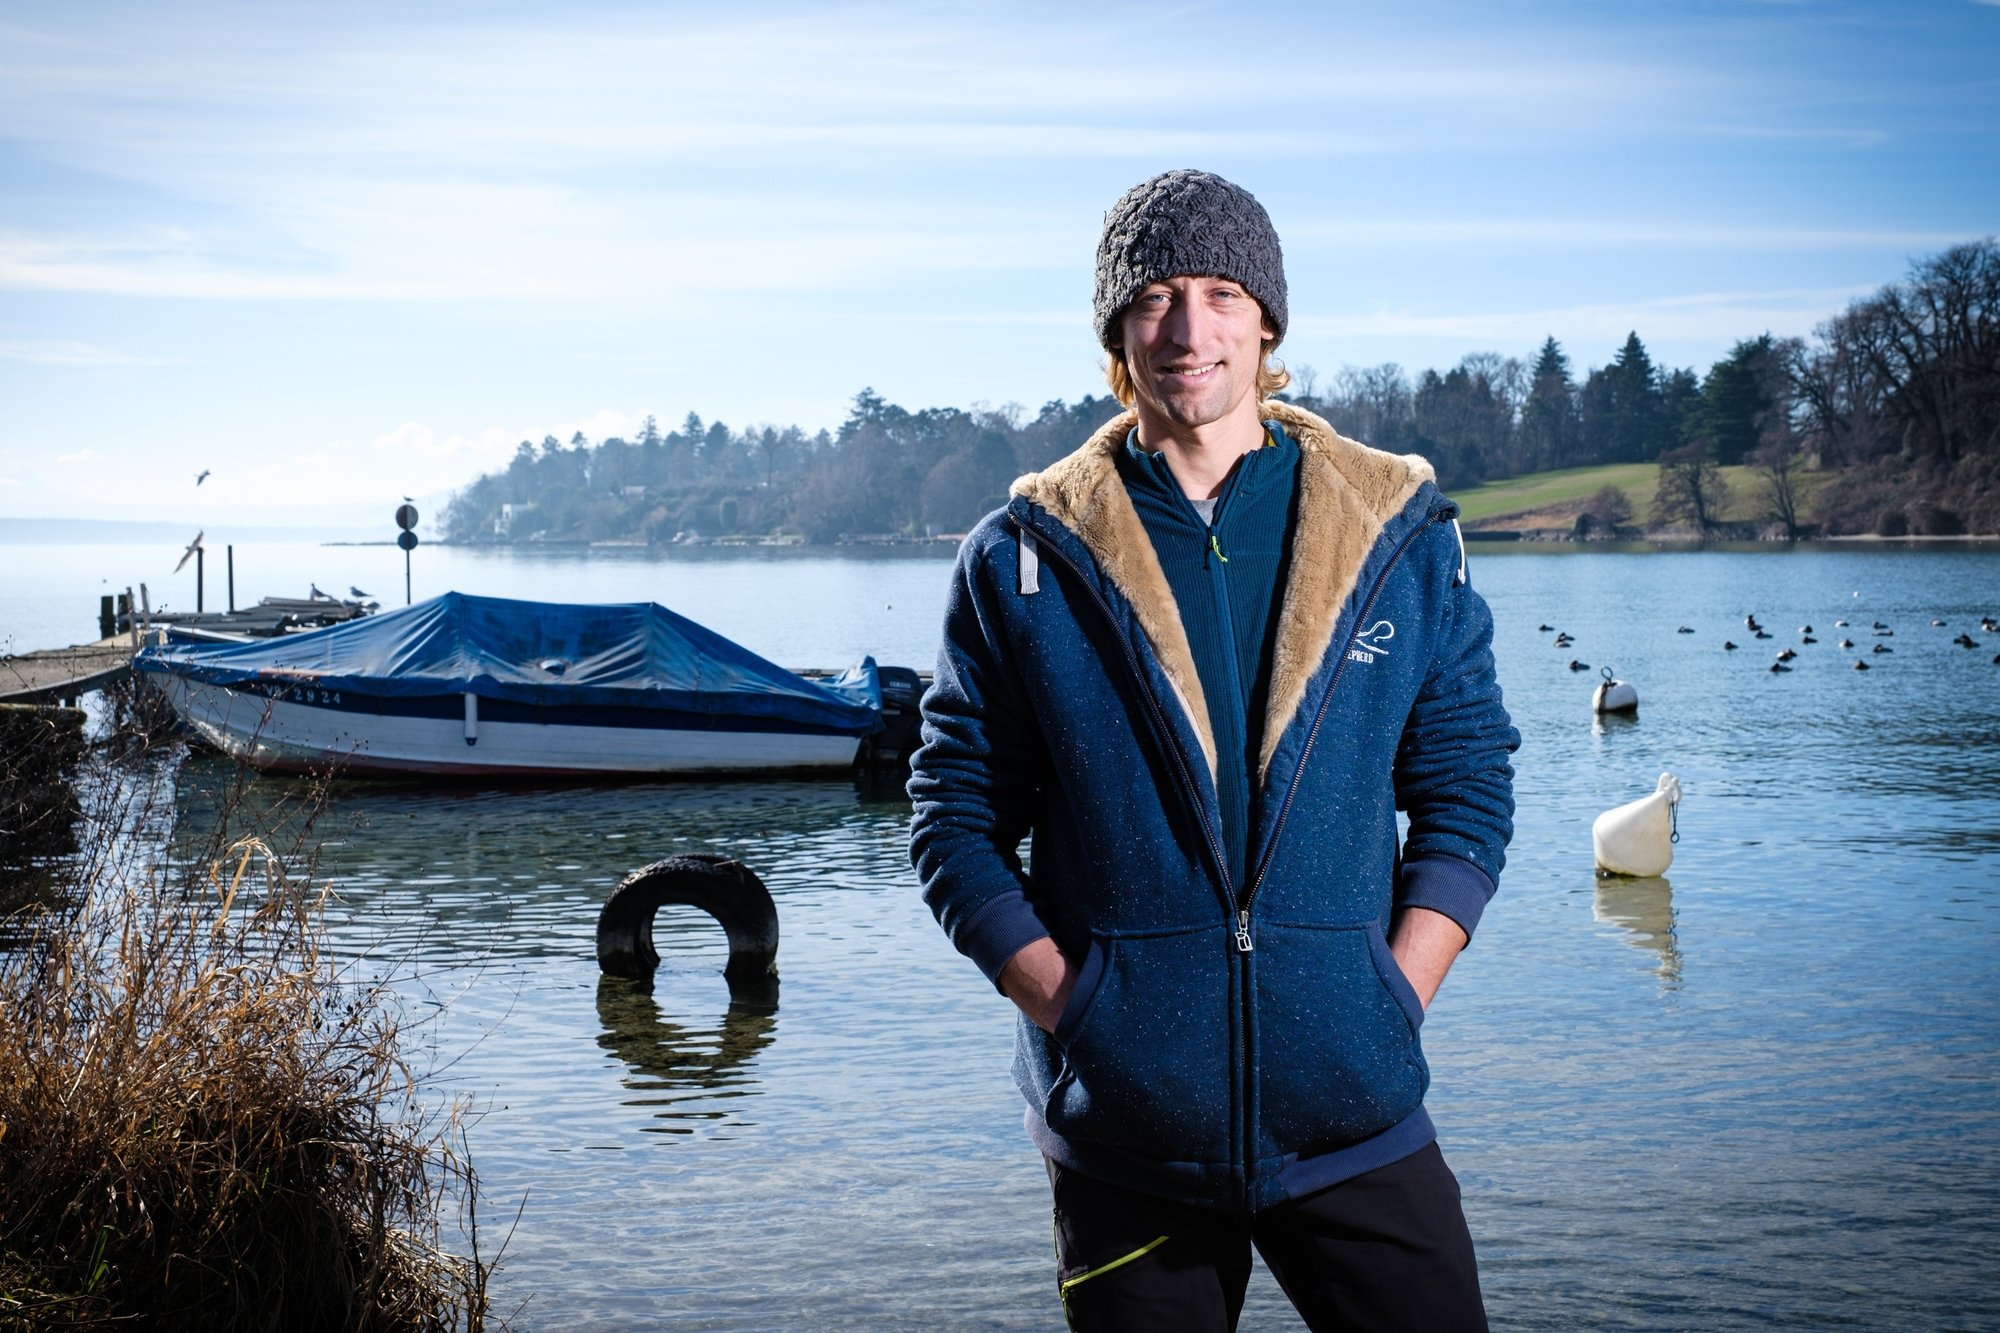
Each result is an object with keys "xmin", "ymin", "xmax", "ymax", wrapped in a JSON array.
[
  {"xmin": 196, "ymin": 545, "xmax": 205, "ymax": 614},
  {"xmin": 99, "ymin": 595, "xmax": 115, "ymax": 640},
  {"xmin": 227, "ymin": 545, "xmax": 235, "ymax": 613}
]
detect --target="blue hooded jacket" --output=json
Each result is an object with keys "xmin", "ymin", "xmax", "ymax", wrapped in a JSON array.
[{"xmin": 908, "ymin": 400, "xmax": 1518, "ymax": 1213}]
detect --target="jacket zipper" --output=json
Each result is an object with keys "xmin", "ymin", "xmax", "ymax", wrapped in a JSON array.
[
  {"xmin": 1236, "ymin": 509, "xmax": 1451, "ymax": 927},
  {"xmin": 1230, "ymin": 507, "xmax": 1446, "ymax": 1207},
  {"xmin": 1012, "ymin": 509, "xmax": 1250, "ymax": 1201},
  {"xmin": 1009, "ymin": 515, "xmax": 1236, "ymax": 908}
]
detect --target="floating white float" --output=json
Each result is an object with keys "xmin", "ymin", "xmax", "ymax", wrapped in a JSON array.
[
  {"xmin": 1593, "ymin": 772, "xmax": 1682, "ymax": 877},
  {"xmin": 1591, "ymin": 666, "xmax": 1639, "ymax": 715}
]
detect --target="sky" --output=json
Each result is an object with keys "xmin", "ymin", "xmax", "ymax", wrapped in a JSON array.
[{"xmin": 1, "ymin": 0, "xmax": 1996, "ymax": 528}]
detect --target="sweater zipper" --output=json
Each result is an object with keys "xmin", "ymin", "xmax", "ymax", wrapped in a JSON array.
[{"xmin": 1235, "ymin": 509, "xmax": 1451, "ymax": 927}]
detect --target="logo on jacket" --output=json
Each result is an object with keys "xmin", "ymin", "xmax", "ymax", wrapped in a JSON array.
[{"xmin": 1347, "ymin": 619, "xmax": 1395, "ymax": 664}]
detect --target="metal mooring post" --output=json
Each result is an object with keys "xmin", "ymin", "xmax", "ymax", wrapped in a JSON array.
[{"xmin": 395, "ymin": 503, "xmax": 420, "ymax": 606}]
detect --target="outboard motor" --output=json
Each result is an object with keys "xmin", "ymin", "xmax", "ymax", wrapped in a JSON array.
[{"xmin": 867, "ymin": 665, "xmax": 926, "ymax": 769}]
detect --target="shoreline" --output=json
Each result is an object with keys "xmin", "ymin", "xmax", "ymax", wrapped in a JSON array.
[{"xmin": 1464, "ymin": 531, "xmax": 2000, "ymax": 549}]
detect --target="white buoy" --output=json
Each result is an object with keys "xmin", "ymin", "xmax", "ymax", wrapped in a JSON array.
[
  {"xmin": 1591, "ymin": 666, "xmax": 1639, "ymax": 715},
  {"xmin": 1593, "ymin": 773, "xmax": 1682, "ymax": 878}
]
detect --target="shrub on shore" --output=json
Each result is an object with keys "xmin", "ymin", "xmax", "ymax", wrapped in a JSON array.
[{"xmin": 0, "ymin": 755, "xmax": 490, "ymax": 1331}]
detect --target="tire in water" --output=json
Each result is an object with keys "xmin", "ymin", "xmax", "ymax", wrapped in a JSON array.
[{"xmin": 596, "ymin": 853, "xmax": 778, "ymax": 982}]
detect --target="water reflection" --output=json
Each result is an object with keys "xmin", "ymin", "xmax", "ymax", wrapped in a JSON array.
[
  {"xmin": 594, "ymin": 974, "xmax": 778, "ymax": 1134},
  {"xmin": 1592, "ymin": 873, "xmax": 1681, "ymax": 984},
  {"xmin": 1591, "ymin": 710, "xmax": 1642, "ymax": 739}
]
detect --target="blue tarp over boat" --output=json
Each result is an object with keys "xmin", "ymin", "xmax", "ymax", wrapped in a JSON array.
[{"xmin": 136, "ymin": 591, "xmax": 881, "ymax": 735}]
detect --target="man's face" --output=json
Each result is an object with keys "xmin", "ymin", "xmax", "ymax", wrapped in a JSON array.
[{"xmin": 1116, "ymin": 274, "xmax": 1273, "ymax": 434}]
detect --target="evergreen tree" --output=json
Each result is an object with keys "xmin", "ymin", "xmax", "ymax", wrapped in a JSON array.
[
  {"xmin": 1660, "ymin": 367, "xmax": 1703, "ymax": 452},
  {"xmin": 1412, "ymin": 356, "xmax": 1514, "ymax": 488},
  {"xmin": 1517, "ymin": 337, "xmax": 1578, "ymax": 473},
  {"xmin": 1606, "ymin": 332, "xmax": 1668, "ymax": 463},
  {"xmin": 1695, "ymin": 334, "xmax": 1777, "ymax": 465},
  {"xmin": 1577, "ymin": 367, "xmax": 1616, "ymax": 467}
]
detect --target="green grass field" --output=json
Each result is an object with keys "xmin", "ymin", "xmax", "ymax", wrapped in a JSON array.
[{"xmin": 1450, "ymin": 462, "xmax": 1766, "ymax": 527}]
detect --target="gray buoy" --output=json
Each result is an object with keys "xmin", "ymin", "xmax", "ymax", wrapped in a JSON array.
[{"xmin": 597, "ymin": 854, "xmax": 779, "ymax": 982}]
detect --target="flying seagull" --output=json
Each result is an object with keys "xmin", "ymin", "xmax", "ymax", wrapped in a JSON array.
[
  {"xmin": 173, "ymin": 530, "xmax": 204, "ymax": 573},
  {"xmin": 195, "ymin": 469, "xmax": 211, "ymax": 486}
]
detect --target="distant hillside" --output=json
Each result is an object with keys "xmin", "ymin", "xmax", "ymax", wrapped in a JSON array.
[{"xmin": 1450, "ymin": 463, "xmax": 1786, "ymax": 536}]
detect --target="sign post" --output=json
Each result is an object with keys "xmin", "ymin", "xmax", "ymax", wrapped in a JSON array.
[{"xmin": 395, "ymin": 503, "xmax": 420, "ymax": 605}]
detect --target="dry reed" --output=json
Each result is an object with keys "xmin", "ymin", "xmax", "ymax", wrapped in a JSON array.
[{"xmin": 0, "ymin": 746, "xmax": 491, "ymax": 1331}]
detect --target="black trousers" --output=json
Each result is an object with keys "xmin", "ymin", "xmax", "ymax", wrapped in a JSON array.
[{"xmin": 1047, "ymin": 1144, "xmax": 1487, "ymax": 1332}]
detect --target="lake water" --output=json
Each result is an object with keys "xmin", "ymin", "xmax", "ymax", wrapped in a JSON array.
[{"xmin": 12, "ymin": 542, "xmax": 2000, "ymax": 1330}]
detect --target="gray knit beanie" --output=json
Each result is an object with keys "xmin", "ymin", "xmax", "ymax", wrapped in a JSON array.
[{"xmin": 1094, "ymin": 169, "xmax": 1287, "ymax": 350}]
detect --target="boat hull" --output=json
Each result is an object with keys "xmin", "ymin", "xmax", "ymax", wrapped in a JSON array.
[{"xmin": 151, "ymin": 674, "xmax": 866, "ymax": 777}]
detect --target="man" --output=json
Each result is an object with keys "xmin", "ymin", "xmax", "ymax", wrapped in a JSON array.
[{"xmin": 908, "ymin": 169, "xmax": 1517, "ymax": 1332}]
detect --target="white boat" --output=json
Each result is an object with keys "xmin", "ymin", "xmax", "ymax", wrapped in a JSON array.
[{"xmin": 135, "ymin": 592, "xmax": 884, "ymax": 778}]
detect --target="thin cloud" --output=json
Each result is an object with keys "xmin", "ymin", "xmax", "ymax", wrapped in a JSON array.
[
  {"xmin": 0, "ymin": 10, "xmax": 1689, "ymax": 173},
  {"xmin": 1286, "ymin": 220, "xmax": 1969, "ymax": 251},
  {"xmin": 1704, "ymin": 125, "xmax": 1893, "ymax": 149},
  {"xmin": 0, "ymin": 185, "xmax": 1082, "ymax": 301},
  {"xmin": 1290, "ymin": 285, "xmax": 1873, "ymax": 348},
  {"xmin": 0, "ymin": 6, "xmax": 1936, "ymax": 309},
  {"xmin": 0, "ymin": 337, "xmax": 180, "ymax": 365},
  {"xmin": 53, "ymin": 449, "xmax": 107, "ymax": 464}
]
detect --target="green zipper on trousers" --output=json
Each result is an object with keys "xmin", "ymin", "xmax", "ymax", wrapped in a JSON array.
[{"xmin": 1055, "ymin": 1224, "xmax": 1171, "ymax": 1330}]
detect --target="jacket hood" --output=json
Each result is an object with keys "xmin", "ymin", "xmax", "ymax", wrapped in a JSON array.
[{"xmin": 1010, "ymin": 400, "xmax": 1435, "ymax": 780}]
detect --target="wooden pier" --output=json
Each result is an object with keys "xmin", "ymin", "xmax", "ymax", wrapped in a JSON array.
[
  {"xmin": 0, "ymin": 636, "xmax": 139, "ymax": 706},
  {"xmin": 2, "ymin": 591, "xmax": 374, "ymax": 707}
]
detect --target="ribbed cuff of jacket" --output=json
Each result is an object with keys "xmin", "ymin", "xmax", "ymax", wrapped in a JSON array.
[
  {"xmin": 957, "ymin": 890, "xmax": 1054, "ymax": 987},
  {"xmin": 1395, "ymin": 854, "xmax": 1496, "ymax": 943}
]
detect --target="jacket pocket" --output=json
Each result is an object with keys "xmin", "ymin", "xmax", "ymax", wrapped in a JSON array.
[
  {"xmin": 1043, "ymin": 923, "xmax": 1231, "ymax": 1164},
  {"xmin": 1253, "ymin": 920, "xmax": 1427, "ymax": 1156},
  {"xmin": 1365, "ymin": 922, "xmax": 1426, "ymax": 1032}
]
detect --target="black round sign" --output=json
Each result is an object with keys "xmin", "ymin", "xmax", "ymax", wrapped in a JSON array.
[
  {"xmin": 397, "ymin": 530, "xmax": 419, "ymax": 551},
  {"xmin": 395, "ymin": 503, "xmax": 419, "ymax": 531}
]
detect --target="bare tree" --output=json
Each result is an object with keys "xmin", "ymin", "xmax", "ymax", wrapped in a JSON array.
[
  {"xmin": 1653, "ymin": 444, "xmax": 1731, "ymax": 534},
  {"xmin": 1751, "ymin": 437, "xmax": 1804, "ymax": 540},
  {"xmin": 1586, "ymin": 484, "xmax": 1633, "ymax": 530}
]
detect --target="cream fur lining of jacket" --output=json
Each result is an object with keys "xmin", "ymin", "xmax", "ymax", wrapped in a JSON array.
[{"xmin": 1009, "ymin": 399, "xmax": 1434, "ymax": 783}]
